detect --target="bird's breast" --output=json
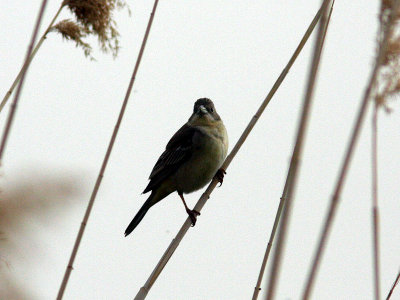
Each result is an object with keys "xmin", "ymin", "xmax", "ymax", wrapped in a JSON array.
[{"xmin": 173, "ymin": 129, "xmax": 227, "ymax": 194}]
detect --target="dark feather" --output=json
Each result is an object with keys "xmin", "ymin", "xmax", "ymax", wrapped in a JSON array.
[
  {"xmin": 124, "ymin": 198, "xmax": 152, "ymax": 236},
  {"xmin": 142, "ymin": 124, "xmax": 200, "ymax": 193}
]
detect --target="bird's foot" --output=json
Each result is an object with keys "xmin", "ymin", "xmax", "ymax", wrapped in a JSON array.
[
  {"xmin": 214, "ymin": 168, "xmax": 226, "ymax": 187},
  {"xmin": 186, "ymin": 208, "xmax": 201, "ymax": 226}
]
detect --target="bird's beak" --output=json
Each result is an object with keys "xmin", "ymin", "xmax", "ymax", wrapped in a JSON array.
[{"xmin": 198, "ymin": 105, "xmax": 208, "ymax": 115}]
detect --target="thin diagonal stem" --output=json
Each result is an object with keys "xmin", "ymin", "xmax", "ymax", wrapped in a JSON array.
[
  {"xmin": 0, "ymin": 0, "xmax": 49, "ymax": 163},
  {"xmin": 0, "ymin": 4, "xmax": 64, "ymax": 114},
  {"xmin": 252, "ymin": 169, "xmax": 290, "ymax": 300},
  {"xmin": 265, "ymin": 1, "xmax": 333, "ymax": 299},
  {"xmin": 250, "ymin": 4, "xmax": 328, "ymax": 299},
  {"xmin": 386, "ymin": 269, "xmax": 400, "ymax": 300},
  {"xmin": 372, "ymin": 104, "xmax": 380, "ymax": 300},
  {"xmin": 56, "ymin": 1, "xmax": 160, "ymax": 299},
  {"xmin": 301, "ymin": 1, "xmax": 400, "ymax": 298},
  {"xmin": 133, "ymin": 3, "xmax": 329, "ymax": 300}
]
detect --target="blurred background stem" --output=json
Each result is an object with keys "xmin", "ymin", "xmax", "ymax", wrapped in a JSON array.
[{"xmin": 0, "ymin": 4, "xmax": 63, "ymax": 114}]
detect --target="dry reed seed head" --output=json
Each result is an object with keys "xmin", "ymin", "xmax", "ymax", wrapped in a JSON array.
[
  {"xmin": 52, "ymin": 19, "xmax": 88, "ymax": 40},
  {"xmin": 375, "ymin": 0, "xmax": 400, "ymax": 110},
  {"xmin": 62, "ymin": 0, "xmax": 128, "ymax": 57},
  {"xmin": 51, "ymin": 19, "xmax": 94, "ymax": 59},
  {"xmin": 385, "ymin": 34, "xmax": 400, "ymax": 62},
  {"xmin": 375, "ymin": 61, "xmax": 400, "ymax": 110},
  {"xmin": 381, "ymin": 0, "xmax": 400, "ymax": 20},
  {"xmin": 381, "ymin": 0, "xmax": 393, "ymax": 13}
]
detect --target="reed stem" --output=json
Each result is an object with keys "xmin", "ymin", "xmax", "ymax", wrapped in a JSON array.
[
  {"xmin": 265, "ymin": 1, "xmax": 333, "ymax": 299},
  {"xmin": 56, "ymin": 1, "xmax": 160, "ymax": 299},
  {"xmin": 0, "ymin": 4, "xmax": 63, "ymax": 114},
  {"xmin": 0, "ymin": 0, "xmax": 49, "ymax": 163},
  {"xmin": 301, "ymin": 1, "xmax": 400, "ymax": 298}
]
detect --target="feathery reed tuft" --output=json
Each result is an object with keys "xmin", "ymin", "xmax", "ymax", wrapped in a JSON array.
[
  {"xmin": 376, "ymin": 0, "xmax": 400, "ymax": 112},
  {"xmin": 62, "ymin": 0, "xmax": 127, "ymax": 58},
  {"xmin": 51, "ymin": 19, "xmax": 93, "ymax": 58},
  {"xmin": 0, "ymin": 0, "xmax": 128, "ymax": 114}
]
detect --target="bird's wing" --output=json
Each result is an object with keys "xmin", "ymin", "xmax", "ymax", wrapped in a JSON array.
[{"xmin": 142, "ymin": 124, "xmax": 200, "ymax": 193}]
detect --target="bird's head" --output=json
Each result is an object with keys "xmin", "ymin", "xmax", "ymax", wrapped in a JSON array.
[{"xmin": 189, "ymin": 98, "xmax": 221, "ymax": 125}]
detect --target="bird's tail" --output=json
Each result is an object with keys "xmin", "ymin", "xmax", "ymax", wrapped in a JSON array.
[{"xmin": 124, "ymin": 194, "xmax": 155, "ymax": 237}]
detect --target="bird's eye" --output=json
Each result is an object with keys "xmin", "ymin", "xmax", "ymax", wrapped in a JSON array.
[{"xmin": 209, "ymin": 108, "xmax": 214, "ymax": 113}]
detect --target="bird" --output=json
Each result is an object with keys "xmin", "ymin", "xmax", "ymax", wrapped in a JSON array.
[{"xmin": 124, "ymin": 98, "xmax": 228, "ymax": 236}]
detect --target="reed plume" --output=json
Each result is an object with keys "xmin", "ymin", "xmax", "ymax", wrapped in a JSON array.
[
  {"xmin": 62, "ymin": 0, "xmax": 129, "ymax": 57},
  {"xmin": 51, "ymin": 19, "xmax": 93, "ymax": 58},
  {"xmin": 375, "ymin": 0, "xmax": 400, "ymax": 110},
  {"xmin": 0, "ymin": 0, "xmax": 128, "ymax": 113}
]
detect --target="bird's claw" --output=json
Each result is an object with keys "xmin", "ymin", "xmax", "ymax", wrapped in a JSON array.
[
  {"xmin": 186, "ymin": 208, "xmax": 201, "ymax": 226},
  {"xmin": 214, "ymin": 168, "xmax": 226, "ymax": 187}
]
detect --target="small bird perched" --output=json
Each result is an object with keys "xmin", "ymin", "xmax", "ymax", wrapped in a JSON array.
[{"xmin": 124, "ymin": 98, "xmax": 228, "ymax": 236}]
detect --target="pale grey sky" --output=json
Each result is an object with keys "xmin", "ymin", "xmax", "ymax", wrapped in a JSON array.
[{"xmin": 1, "ymin": 1, "xmax": 400, "ymax": 300}]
